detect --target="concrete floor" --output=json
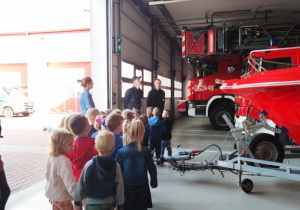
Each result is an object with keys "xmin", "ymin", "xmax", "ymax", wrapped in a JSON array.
[{"xmin": 6, "ymin": 116, "xmax": 300, "ymax": 210}]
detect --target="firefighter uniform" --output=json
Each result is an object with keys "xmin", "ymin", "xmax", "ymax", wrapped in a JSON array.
[
  {"xmin": 124, "ymin": 86, "xmax": 143, "ymax": 110},
  {"xmin": 147, "ymin": 89, "xmax": 165, "ymax": 112}
]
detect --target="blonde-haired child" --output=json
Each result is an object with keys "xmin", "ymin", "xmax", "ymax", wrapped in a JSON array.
[
  {"xmin": 86, "ymin": 108, "xmax": 100, "ymax": 137},
  {"xmin": 64, "ymin": 113, "xmax": 78, "ymax": 132},
  {"xmin": 45, "ymin": 129, "xmax": 77, "ymax": 210},
  {"xmin": 111, "ymin": 108, "xmax": 122, "ymax": 115},
  {"xmin": 121, "ymin": 109, "xmax": 134, "ymax": 122},
  {"xmin": 74, "ymin": 131, "xmax": 124, "ymax": 210},
  {"xmin": 116, "ymin": 119, "xmax": 157, "ymax": 210},
  {"xmin": 146, "ymin": 107, "xmax": 153, "ymax": 119},
  {"xmin": 91, "ymin": 114, "xmax": 106, "ymax": 138}
]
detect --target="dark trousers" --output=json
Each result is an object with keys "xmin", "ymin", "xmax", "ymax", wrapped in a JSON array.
[
  {"xmin": 0, "ymin": 170, "xmax": 10, "ymax": 210},
  {"xmin": 149, "ymin": 136, "xmax": 161, "ymax": 161},
  {"xmin": 161, "ymin": 140, "xmax": 172, "ymax": 157}
]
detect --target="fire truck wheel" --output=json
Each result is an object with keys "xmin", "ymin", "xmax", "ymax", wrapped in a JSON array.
[
  {"xmin": 3, "ymin": 107, "xmax": 14, "ymax": 118},
  {"xmin": 279, "ymin": 132, "xmax": 298, "ymax": 146},
  {"xmin": 279, "ymin": 133, "xmax": 300, "ymax": 153},
  {"xmin": 209, "ymin": 106, "xmax": 234, "ymax": 130},
  {"xmin": 248, "ymin": 133, "xmax": 284, "ymax": 166}
]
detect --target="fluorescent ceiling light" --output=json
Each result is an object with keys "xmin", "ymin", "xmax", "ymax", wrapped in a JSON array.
[{"xmin": 149, "ymin": 0, "xmax": 196, "ymax": 6}]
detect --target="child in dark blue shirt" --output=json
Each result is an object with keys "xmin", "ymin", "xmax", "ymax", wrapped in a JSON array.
[
  {"xmin": 105, "ymin": 114, "xmax": 124, "ymax": 159},
  {"xmin": 161, "ymin": 109, "xmax": 174, "ymax": 157},
  {"xmin": 148, "ymin": 107, "xmax": 166, "ymax": 165}
]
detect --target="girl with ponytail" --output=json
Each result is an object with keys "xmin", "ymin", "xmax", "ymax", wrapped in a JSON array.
[{"xmin": 116, "ymin": 119, "xmax": 157, "ymax": 210}]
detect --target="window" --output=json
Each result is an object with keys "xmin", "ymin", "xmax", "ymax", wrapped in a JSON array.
[
  {"xmin": 163, "ymin": 88, "xmax": 171, "ymax": 98},
  {"xmin": 261, "ymin": 57, "xmax": 292, "ymax": 71},
  {"xmin": 122, "ymin": 62, "xmax": 134, "ymax": 78},
  {"xmin": 136, "ymin": 69, "xmax": 142, "ymax": 78},
  {"xmin": 158, "ymin": 75, "xmax": 171, "ymax": 88},
  {"xmin": 122, "ymin": 82, "xmax": 132, "ymax": 97},
  {"xmin": 143, "ymin": 69, "xmax": 152, "ymax": 83},
  {"xmin": 143, "ymin": 85, "xmax": 152, "ymax": 97},
  {"xmin": 175, "ymin": 81, "xmax": 182, "ymax": 89},
  {"xmin": 121, "ymin": 62, "xmax": 152, "ymax": 99},
  {"xmin": 197, "ymin": 60, "xmax": 219, "ymax": 77},
  {"xmin": 175, "ymin": 90, "xmax": 182, "ymax": 98}
]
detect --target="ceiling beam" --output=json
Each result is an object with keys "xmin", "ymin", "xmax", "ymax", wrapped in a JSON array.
[{"xmin": 149, "ymin": 0, "xmax": 195, "ymax": 6}]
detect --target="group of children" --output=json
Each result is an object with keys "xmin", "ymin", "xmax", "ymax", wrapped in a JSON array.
[{"xmin": 45, "ymin": 106, "xmax": 173, "ymax": 210}]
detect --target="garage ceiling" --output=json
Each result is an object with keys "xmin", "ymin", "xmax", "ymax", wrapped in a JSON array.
[
  {"xmin": 139, "ymin": 0, "xmax": 300, "ymax": 37},
  {"xmin": 0, "ymin": 0, "xmax": 299, "ymax": 48}
]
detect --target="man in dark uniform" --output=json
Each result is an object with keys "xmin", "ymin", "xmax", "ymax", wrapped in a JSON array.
[
  {"xmin": 147, "ymin": 79, "xmax": 165, "ymax": 113},
  {"xmin": 123, "ymin": 76, "xmax": 143, "ymax": 110}
]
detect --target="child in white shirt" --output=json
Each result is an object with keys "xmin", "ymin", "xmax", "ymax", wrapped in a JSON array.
[{"xmin": 45, "ymin": 129, "xmax": 76, "ymax": 210}]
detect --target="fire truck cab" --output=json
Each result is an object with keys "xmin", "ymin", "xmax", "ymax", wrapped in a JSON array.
[{"xmin": 177, "ymin": 25, "xmax": 242, "ymax": 130}]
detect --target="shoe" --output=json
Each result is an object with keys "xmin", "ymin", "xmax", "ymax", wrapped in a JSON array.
[{"xmin": 156, "ymin": 161, "xmax": 164, "ymax": 167}]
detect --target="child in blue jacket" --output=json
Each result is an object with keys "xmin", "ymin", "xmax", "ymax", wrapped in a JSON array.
[
  {"xmin": 148, "ymin": 107, "xmax": 166, "ymax": 165},
  {"xmin": 116, "ymin": 119, "xmax": 157, "ymax": 210}
]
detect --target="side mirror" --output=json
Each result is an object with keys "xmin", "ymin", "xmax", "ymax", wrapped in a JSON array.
[{"xmin": 228, "ymin": 67, "xmax": 235, "ymax": 73}]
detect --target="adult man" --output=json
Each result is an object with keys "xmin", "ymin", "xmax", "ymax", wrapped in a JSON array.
[
  {"xmin": 123, "ymin": 76, "xmax": 143, "ymax": 110},
  {"xmin": 147, "ymin": 79, "xmax": 165, "ymax": 112}
]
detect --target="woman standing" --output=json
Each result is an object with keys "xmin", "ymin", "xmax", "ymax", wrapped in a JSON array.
[{"xmin": 77, "ymin": 77, "xmax": 95, "ymax": 114}]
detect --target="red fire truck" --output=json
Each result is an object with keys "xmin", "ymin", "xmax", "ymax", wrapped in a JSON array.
[
  {"xmin": 178, "ymin": 23, "xmax": 300, "ymax": 130},
  {"xmin": 177, "ymin": 26, "xmax": 242, "ymax": 130}
]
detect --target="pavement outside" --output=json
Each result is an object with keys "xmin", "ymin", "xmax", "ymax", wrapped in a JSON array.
[{"xmin": 0, "ymin": 112, "xmax": 68, "ymax": 195}]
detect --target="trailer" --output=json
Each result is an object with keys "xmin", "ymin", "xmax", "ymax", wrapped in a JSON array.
[{"xmin": 161, "ymin": 113, "xmax": 300, "ymax": 193}]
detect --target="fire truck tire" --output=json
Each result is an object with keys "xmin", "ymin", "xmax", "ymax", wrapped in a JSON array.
[
  {"xmin": 209, "ymin": 106, "xmax": 234, "ymax": 130},
  {"xmin": 248, "ymin": 133, "xmax": 284, "ymax": 166},
  {"xmin": 3, "ymin": 107, "xmax": 14, "ymax": 118},
  {"xmin": 279, "ymin": 133, "xmax": 300, "ymax": 153},
  {"xmin": 279, "ymin": 132, "xmax": 297, "ymax": 146}
]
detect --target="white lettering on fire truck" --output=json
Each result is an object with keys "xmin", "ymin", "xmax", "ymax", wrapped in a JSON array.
[{"xmin": 195, "ymin": 84, "xmax": 214, "ymax": 92}]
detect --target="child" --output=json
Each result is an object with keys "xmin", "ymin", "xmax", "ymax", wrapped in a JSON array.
[
  {"xmin": 161, "ymin": 108, "xmax": 174, "ymax": 157},
  {"xmin": 148, "ymin": 107, "xmax": 166, "ymax": 165},
  {"xmin": 64, "ymin": 113, "xmax": 78, "ymax": 132},
  {"xmin": 111, "ymin": 108, "xmax": 122, "ymax": 115},
  {"xmin": 140, "ymin": 114, "xmax": 150, "ymax": 147},
  {"xmin": 146, "ymin": 107, "xmax": 153, "ymax": 119},
  {"xmin": 122, "ymin": 109, "xmax": 134, "ymax": 122},
  {"xmin": 43, "ymin": 116, "xmax": 66, "ymax": 133},
  {"xmin": 105, "ymin": 114, "xmax": 124, "ymax": 159},
  {"xmin": 105, "ymin": 109, "xmax": 113, "ymax": 116},
  {"xmin": 86, "ymin": 108, "xmax": 100, "ymax": 137},
  {"xmin": 116, "ymin": 119, "xmax": 157, "ymax": 210},
  {"xmin": 91, "ymin": 115, "xmax": 105, "ymax": 138},
  {"xmin": 45, "ymin": 130, "xmax": 77, "ymax": 210},
  {"xmin": 133, "ymin": 108, "xmax": 141, "ymax": 118},
  {"xmin": 67, "ymin": 114, "xmax": 98, "ymax": 182},
  {"xmin": 74, "ymin": 131, "xmax": 124, "ymax": 210}
]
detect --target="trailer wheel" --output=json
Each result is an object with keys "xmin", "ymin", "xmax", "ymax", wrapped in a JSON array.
[
  {"xmin": 210, "ymin": 106, "xmax": 234, "ymax": 130},
  {"xmin": 3, "ymin": 107, "xmax": 14, "ymax": 118},
  {"xmin": 241, "ymin": 178, "xmax": 253, "ymax": 193},
  {"xmin": 248, "ymin": 133, "xmax": 284, "ymax": 166}
]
